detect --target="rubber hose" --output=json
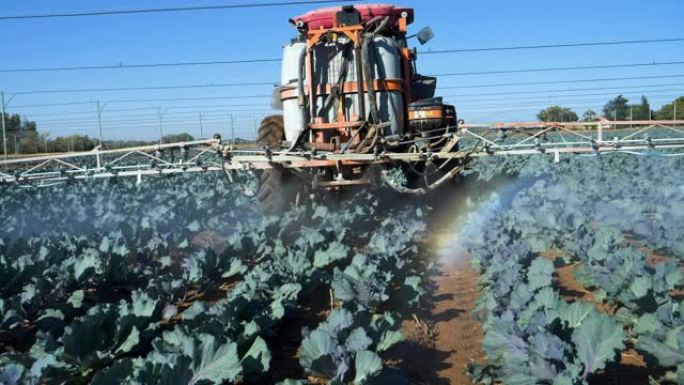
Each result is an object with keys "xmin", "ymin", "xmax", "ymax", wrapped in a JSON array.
[
  {"xmin": 361, "ymin": 35, "xmax": 380, "ymax": 124},
  {"xmin": 297, "ymin": 46, "xmax": 308, "ymax": 134}
]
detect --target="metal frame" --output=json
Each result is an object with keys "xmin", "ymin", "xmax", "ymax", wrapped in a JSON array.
[
  {"xmin": 2, "ymin": 120, "xmax": 684, "ymax": 185},
  {"xmin": 460, "ymin": 120, "xmax": 684, "ymax": 157},
  {"xmin": 0, "ymin": 139, "xmax": 225, "ymax": 184}
]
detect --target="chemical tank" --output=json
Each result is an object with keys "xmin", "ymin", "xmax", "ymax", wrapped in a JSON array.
[
  {"xmin": 278, "ymin": 4, "xmax": 411, "ymax": 143},
  {"xmin": 281, "ymin": 42, "xmax": 307, "ymax": 142}
]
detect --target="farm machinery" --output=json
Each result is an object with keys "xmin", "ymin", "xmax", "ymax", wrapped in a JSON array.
[
  {"xmin": 2, "ymin": 3, "xmax": 684, "ymax": 211},
  {"xmin": 255, "ymin": 3, "xmax": 463, "ymax": 209}
]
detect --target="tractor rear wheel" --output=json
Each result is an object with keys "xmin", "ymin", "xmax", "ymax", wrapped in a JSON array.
[
  {"xmin": 255, "ymin": 115, "xmax": 300, "ymax": 213},
  {"xmin": 256, "ymin": 115, "xmax": 286, "ymax": 148}
]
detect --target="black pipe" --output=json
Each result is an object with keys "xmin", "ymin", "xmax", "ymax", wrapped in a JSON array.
[
  {"xmin": 354, "ymin": 44, "xmax": 366, "ymax": 122},
  {"xmin": 361, "ymin": 35, "xmax": 380, "ymax": 124},
  {"xmin": 297, "ymin": 46, "xmax": 308, "ymax": 132}
]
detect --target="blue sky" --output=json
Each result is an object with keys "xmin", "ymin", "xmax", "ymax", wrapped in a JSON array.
[{"xmin": 0, "ymin": 0, "xmax": 682, "ymax": 140}]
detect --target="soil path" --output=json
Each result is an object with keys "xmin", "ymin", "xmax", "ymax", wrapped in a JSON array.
[
  {"xmin": 430, "ymin": 255, "xmax": 486, "ymax": 384},
  {"xmin": 397, "ymin": 182, "xmax": 495, "ymax": 384},
  {"xmin": 398, "ymin": 235, "xmax": 486, "ymax": 385}
]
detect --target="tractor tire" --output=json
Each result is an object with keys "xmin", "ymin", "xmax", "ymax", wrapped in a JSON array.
[
  {"xmin": 256, "ymin": 115, "xmax": 286, "ymax": 148},
  {"xmin": 255, "ymin": 115, "xmax": 300, "ymax": 213}
]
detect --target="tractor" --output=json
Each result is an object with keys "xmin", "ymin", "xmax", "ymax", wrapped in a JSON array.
[{"xmin": 255, "ymin": 3, "xmax": 462, "ymax": 211}]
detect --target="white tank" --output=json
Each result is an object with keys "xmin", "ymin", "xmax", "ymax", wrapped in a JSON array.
[
  {"xmin": 280, "ymin": 42, "xmax": 307, "ymax": 142},
  {"xmin": 280, "ymin": 35, "xmax": 405, "ymax": 142}
]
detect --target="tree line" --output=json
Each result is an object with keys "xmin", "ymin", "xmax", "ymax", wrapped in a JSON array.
[
  {"xmin": 537, "ymin": 95, "xmax": 684, "ymax": 122},
  {"xmin": 0, "ymin": 113, "xmax": 198, "ymax": 155}
]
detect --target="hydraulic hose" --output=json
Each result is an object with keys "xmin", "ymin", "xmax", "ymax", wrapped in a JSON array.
[
  {"xmin": 297, "ymin": 46, "xmax": 308, "ymax": 126},
  {"xmin": 322, "ymin": 43, "xmax": 352, "ymax": 115},
  {"xmin": 381, "ymin": 165, "xmax": 463, "ymax": 195},
  {"xmin": 361, "ymin": 35, "xmax": 380, "ymax": 124},
  {"xmin": 356, "ymin": 125, "xmax": 377, "ymax": 153}
]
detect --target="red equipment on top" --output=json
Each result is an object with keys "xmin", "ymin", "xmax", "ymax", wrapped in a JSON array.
[{"xmin": 290, "ymin": 3, "xmax": 414, "ymax": 29}]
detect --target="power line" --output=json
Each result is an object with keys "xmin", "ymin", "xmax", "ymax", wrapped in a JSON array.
[
  {"xmin": 13, "ymin": 81, "xmax": 275, "ymax": 95},
  {"xmin": 10, "ymin": 101, "xmax": 94, "ymax": 109},
  {"xmin": 40, "ymin": 114, "xmax": 271, "ymax": 127},
  {"xmin": 30, "ymin": 90, "xmax": 680, "ymax": 128},
  {"xmin": 456, "ymin": 104, "xmax": 601, "ymax": 113},
  {"xmin": 2, "ymin": 37, "xmax": 683, "ymax": 73},
  {"xmin": 42, "ymin": 115, "xmax": 270, "ymax": 129},
  {"xmin": 27, "ymin": 108, "xmax": 269, "ymax": 121},
  {"xmin": 42, "ymin": 112, "xmax": 266, "ymax": 125},
  {"xmin": 433, "ymin": 60, "xmax": 684, "ymax": 77},
  {"xmin": 47, "ymin": 123, "xmax": 260, "ymax": 135},
  {"xmin": 0, "ymin": 0, "xmax": 355, "ymax": 21},
  {"xmin": 442, "ymin": 83, "xmax": 684, "ymax": 98},
  {"xmin": 26, "ymin": 107, "xmax": 255, "ymax": 118},
  {"xmin": 158, "ymin": 104, "xmax": 274, "ymax": 111},
  {"xmin": 20, "ymin": 107, "xmax": 159, "ymax": 118},
  {"xmin": 35, "ymin": 104, "xmax": 271, "ymax": 124},
  {"xmin": 0, "ymin": 59, "xmax": 281, "ymax": 73},
  {"xmin": 449, "ymin": 93, "xmax": 683, "ymax": 110},
  {"xmin": 13, "ymin": 61, "xmax": 684, "ymax": 95},
  {"xmin": 21, "ymin": 95, "xmax": 270, "ymax": 108},
  {"xmin": 440, "ymin": 74, "xmax": 684, "ymax": 89},
  {"xmin": 55, "ymin": 106, "xmax": 273, "ymax": 118},
  {"xmin": 9, "ymin": 74, "xmax": 684, "ymax": 110},
  {"xmin": 18, "ymin": 82, "xmax": 684, "ymax": 118},
  {"xmin": 446, "ymin": 89, "xmax": 683, "ymax": 105},
  {"xmin": 41, "ymin": 116, "xmax": 240, "ymax": 126},
  {"xmin": 30, "ymin": 89, "xmax": 681, "ymax": 124},
  {"xmin": 106, "ymin": 94, "xmax": 270, "ymax": 104},
  {"xmin": 421, "ymin": 37, "xmax": 684, "ymax": 55}
]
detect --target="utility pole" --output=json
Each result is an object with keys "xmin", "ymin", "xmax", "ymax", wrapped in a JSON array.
[
  {"xmin": 630, "ymin": 105, "xmax": 633, "ymax": 128},
  {"xmin": 230, "ymin": 114, "xmax": 235, "ymax": 150},
  {"xmin": 675, "ymin": 100, "xmax": 678, "ymax": 120},
  {"xmin": 96, "ymin": 101, "xmax": 105, "ymax": 148},
  {"xmin": 157, "ymin": 108, "xmax": 164, "ymax": 145},
  {"xmin": 1, "ymin": 91, "xmax": 7, "ymax": 160},
  {"xmin": 199, "ymin": 111, "xmax": 204, "ymax": 139}
]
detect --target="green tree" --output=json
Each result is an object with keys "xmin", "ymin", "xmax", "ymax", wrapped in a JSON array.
[
  {"xmin": 654, "ymin": 96, "xmax": 684, "ymax": 120},
  {"xmin": 1, "ymin": 113, "xmax": 38, "ymax": 154},
  {"xmin": 627, "ymin": 95, "xmax": 651, "ymax": 120},
  {"xmin": 162, "ymin": 133, "xmax": 195, "ymax": 144},
  {"xmin": 39, "ymin": 133, "xmax": 50, "ymax": 153},
  {"xmin": 602, "ymin": 95, "xmax": 630, "ymax": 120},
  {"xmin": 47, "ymin": 135, "xmax": 95, "ymax": 153},
  {"xmin": 19, "ymin": 131, "xmax": 41, "ymax": 154},
  {"xmin": 581, "ymin": 109, "xmax": 599, "ymax": 122},
  {"xmin": 537, "ymin": 106, "xmax": 579, "ymax": 122}
]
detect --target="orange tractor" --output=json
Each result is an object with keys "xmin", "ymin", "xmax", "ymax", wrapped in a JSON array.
[{"xmin": 256, "ymin": 3, "xmax": 462, "ymax": 210}]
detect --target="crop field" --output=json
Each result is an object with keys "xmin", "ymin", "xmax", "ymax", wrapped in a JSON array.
[{"xmin": 1, "ymin": 146, "xmax": 683, "ymax": 385}]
